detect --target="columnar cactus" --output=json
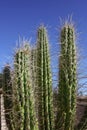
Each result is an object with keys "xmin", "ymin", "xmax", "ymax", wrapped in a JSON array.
[
  {"xmin": 3, "ymin": 64, "xmax": 13, "ymax": 130},
  {"xmin": 30, "ymin": 47, "xmax": 38, "ymax": 117},
  {"xmin": 13, "ymin": 42, "xmax": 38, "ymax": 130},
  {"xmin": 31, "ymin": 47, "xmax": 37, "ymax": 93},
  {"xmin": 58, "ymin": 23, "xmax": 77, "ymax": 130},
  {"xmin": 36, "ymin": 26, "xmax": 54, "ymax": 130}
]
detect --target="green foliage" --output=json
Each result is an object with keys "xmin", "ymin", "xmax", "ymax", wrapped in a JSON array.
[
  {"xmin": 36, "ymin": 26, "xmax": 54, "ymax": 130},
  {"xmin": 57, "ymin": 23, "xmax": 77, "ymax": 130}
]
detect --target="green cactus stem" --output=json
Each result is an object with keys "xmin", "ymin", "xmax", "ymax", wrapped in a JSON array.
[
  {"xmin": 58, "ymin": 23, "xmax": 77, "ymax": 130},
  {"xmin": 3, "ymin": 64, "xmax": 13, "ymax": 130},
  {"xmin": 13, "ymin": 42, "xmax": 38, "ymax": 130},
  {"xmin": 36, "ymin": 26, "xmax": 54, "ymax": 130}
]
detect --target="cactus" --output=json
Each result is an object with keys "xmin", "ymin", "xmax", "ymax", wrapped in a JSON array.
[
  {"xmin": 3, "ymin": 64, "xmax": 13, "ymax": 130},
  {"xmin": 36, "ymin": 26, "xmax": 54, "ymax": 130},
  {"xmin": 58, "ymin": 23, "xmax": 77, "ymax": 130},
  {"xmin": 13, "ymin": 42, "xmax": 38, "ymax": 130},
  {"xmin": 30, "ymin": 47, "xmax": 37, "ymax": 93},
  {"xmin": 30, "ymin": 47, "xmax": 38, "ymax": 118}
]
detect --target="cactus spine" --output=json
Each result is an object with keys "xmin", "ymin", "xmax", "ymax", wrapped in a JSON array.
[
  {"xmin": 13, "ymin": 43, "xmax": 38, "ymax": 130},
  {"xmin": 3, "ymin": 64, "xmax": 13, "ymax": 130},
  {"xmin": 36, "ymin": 26, "xmax": 54, "ymax": 130},
  {"xmin": 58, "ymin": 23, "xmax": 77, "ymax": 130}
]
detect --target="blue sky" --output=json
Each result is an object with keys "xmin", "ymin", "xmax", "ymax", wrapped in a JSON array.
[{"xmin": 0, "ymin": 0, "xmax": 87, "ymax": 75}]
